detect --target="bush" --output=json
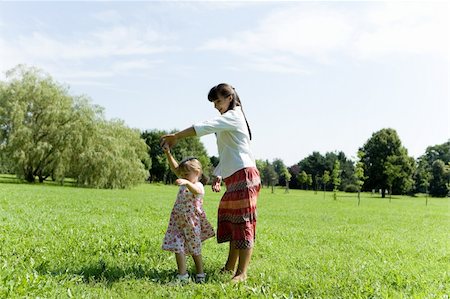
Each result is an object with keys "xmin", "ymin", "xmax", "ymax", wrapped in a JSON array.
[{"xmin": 344, "ymin": 184, "xmax": 359, "ymax": 193}]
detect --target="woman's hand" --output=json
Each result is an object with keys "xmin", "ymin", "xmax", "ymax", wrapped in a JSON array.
[
  {"xmin": 160, "ymin": 134, "xmax": 177, "ymax": 150},
  {"xmin": 212, "ymin": 176, "xmax": 222, "ymax": 192}
]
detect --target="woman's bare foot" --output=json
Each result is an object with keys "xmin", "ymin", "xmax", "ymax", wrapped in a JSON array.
[
  {"xmin": 231, "ymin": 273, "xmax": 247, "ymax": 283},
  {"xmin": 220, "ymin": 267, "xmax": 235, "ymax": 275}
]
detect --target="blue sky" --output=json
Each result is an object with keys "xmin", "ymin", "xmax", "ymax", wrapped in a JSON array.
[{"xmin": 0, "ymin": 1, "xmax": 448, "ymax": 166}]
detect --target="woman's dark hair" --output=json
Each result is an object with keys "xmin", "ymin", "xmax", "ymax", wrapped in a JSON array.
[{"xmin": 207, "ymin": 83, "xmax": 252, "ymax": 140}]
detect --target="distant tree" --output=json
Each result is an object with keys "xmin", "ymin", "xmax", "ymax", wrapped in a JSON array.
[
  {"xmin": 331, "ymin": 160, "xmax": 341, "ymax": 200},
  {"xmin": 273, "ymin": 158, "xmax": 289, "ymax": 187},
  {"xmin": 360, "ymin": 128, "xmax": 415, "ymax": 198},
  {"xmin": 141, "ymin": 129, "xmax": 169, "ymax": 182},
  {"xmin": 288, "ymin": 164, "xmax": 300, "ymax": 189},
  {"xmin": 298, "ymin": 171, "xmax": 308, "ymax": 189},
  {"xmin": 354, "ymin": 151, "xmax": 366, "ymax": 205},
  {"xmin": 297, "ymin": 151, "xmax": 325, "ymax": 187},
  {"xmin": 282, "ymin": 167, "xmax": 292, "ymax": 193},
  {"xmin": 384, "ymin": 155, "xmax": 402, "ymax": 202},
  {"xmin": 307, "ymin": 174, "xmax": 313, "ymax": 190},
  {"xmin": 297, "ymin": 151, "xmax": 355, "ymax": 191},
  {"xmin": 416, "ymin": 141, "xmax": 450, "ymax": 197},
  {"xmin": 429, "ymin": 160, "xmax": 450, "ymax": 197},
  {"xmin": 74, "ymin": 120, "xmax": 149, "ymax": 189},
  {"xmin": 415, "ymin": 158, "xmax": 431, "ymax": 205},
  {"xmin": 263, "ymin": 160, "xmax": 278, "ymax": 193},
  {"xmin": 314, "ymin": 175, "xmax": 321, "ymax": 194},
  {"xmin": 322, "ymin": 170, "xmax": 330, "ymax": 198},
  {"xmin": 256, "ymin": 159, "xmax": 268, "ymax": 187},
  {"xmin": 421, "ymin": 141, "xmax": 450, "ymax": 166}
]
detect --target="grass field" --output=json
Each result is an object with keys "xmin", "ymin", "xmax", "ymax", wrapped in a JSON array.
[{"xmin": 0, "ymin": 175, "xmax": 448, "ymax": 298}]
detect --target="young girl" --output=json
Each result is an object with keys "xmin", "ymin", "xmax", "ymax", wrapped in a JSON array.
[
  {"xmin": 162, "ymin": 147, "xmax": 215, "ymax": 283},
  {"xmin": 160, "ymin": 83, "xmax": 261, "ymax": 282}
]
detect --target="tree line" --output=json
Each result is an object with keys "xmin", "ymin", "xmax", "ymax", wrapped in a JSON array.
[
  {"xmin": 1, "ymin": 65, "xmax": 449, "ymax": 196},
  {"xmin": 257, "ymin": 130, "xmax": 449, "ymax": 198}
]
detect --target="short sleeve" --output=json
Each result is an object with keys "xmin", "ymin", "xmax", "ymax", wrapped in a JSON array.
[
  {"xmin": 193, "ymin": 111, "xmax": 238, "ymax": 137},
  {"xmin": 196, "ymin": 182, "xmax": 205, "ymax": 195}
]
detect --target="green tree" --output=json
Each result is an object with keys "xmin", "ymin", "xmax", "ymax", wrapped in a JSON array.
[
  {"xmin": 322, "ymin": 170, "xmax": 330, "ymax": 198},
  {"xmin": 314, "ymin": 175, "xmax": 321, "ymax": 194},
  {"xmin": 354, "ymin": 151, "xmax": 366, "ymax": 205},
  {"xmin": 416, "ymin": 141, "xmax": 450, "ymax": 197},
  {"xmin": 0, "ymin": 65, "xmax": 86, "ymax": 182},
  {"xmin": 141, "ymin": 129, "xmax": 169, "ymax": 182},
  {"xmin": 0, "ymin": 65, "xmax": 149, "ymax": 188},
  {"xmin": 273, "ymin": 158, "xmax": 290, "ymax": 187},
  {"xmin": 429, "ymin": 160, "xmax": 450, "ymax": 197},
  {"xmin": 261, "ymin": 160, "xmax": 278, "ymax": 192},
  {"xmin": 282, "ymin": 167, "xmax": 292, "ymax": 193},
  {"xmin": 384, "ymin": 155, "xmax": 402, "ymax": 202},
  {"xmin": 298, "ymin": 171, "xmax": 308, "ymax": 189},
  {"xmin": 331, "ymin": 160, "xmax": 341, "ymax": 200},
  {"xmin": 307, "ymin": 174, "xmax": 313, "ymax": 190},
  {"xmin": 297, "ymin": 151, "xmax": 355, "ymax": 191},
  {"xmin": 360, "ymin": 128, "xmax": 415, "ymax": 198},
  {"xmin": 0, "ymin": 65, "xmax": 74, "ymax": 182},
  {"xmin": 256, "ymin": 159, "xmax": 268, "ymax": 187},
  {"xmin": 74, "ymin": 120, "xmax": 149, "ymax": 189}
]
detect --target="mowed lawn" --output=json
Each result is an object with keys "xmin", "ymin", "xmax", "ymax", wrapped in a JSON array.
[{"xmin": 0, "ymin": 175, "xmax": 448, "ymax": 298}]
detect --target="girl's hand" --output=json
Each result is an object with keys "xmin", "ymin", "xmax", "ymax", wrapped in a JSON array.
[
  {"xmin": 175, "ymin": 178, "xmax": 189, "ymax": 186},
  {"xmin": 160, "ymin": 134, "xmax": 177, "ymax": 150},
  {"xmin": 212, "ymin": 176, "xmax": 222, "ymax": 192},
  {"xmin": 162, "ymin": 144, "xmax": 170, "ymax": 153}
]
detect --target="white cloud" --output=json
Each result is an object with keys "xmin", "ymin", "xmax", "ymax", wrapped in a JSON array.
[
  {"xmin": 0, "ymin": 24, "xmax": 177, "ymax": 81},
  {"xmin": 2, "ymin": 23, "xmax": 177, "ymax": 62},
  {"xmin": 353, "ymin": 2, "xmax": 449, "ymax": 60},
  {"xmin": 201, "ymin": 2, "xmax": 449, "ymax": 68},
  {"xmin": 200, "ymin": 6, "xmax": 354, "ymax": 61}
]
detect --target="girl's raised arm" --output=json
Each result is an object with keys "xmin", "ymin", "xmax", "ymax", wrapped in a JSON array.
[{"xmin": 163, "ymin": 147, "xmax": 181, "ymax": 177}]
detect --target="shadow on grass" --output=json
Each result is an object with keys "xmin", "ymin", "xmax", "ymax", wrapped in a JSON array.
[
  {"xmin": 37, "ymin": 262, "xmax": 177, "ymax": 285},
  {"xmin": 0, "ymin": 174, "xmax": 80, "ymax": 188},
  {"xmin": 0, "ymin": 174, "xmax": 23, "ymax": 184}
]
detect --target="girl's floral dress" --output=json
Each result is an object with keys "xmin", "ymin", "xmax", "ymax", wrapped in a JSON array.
[{"xmin": 162, "ymin": 182, "xmax": 215, "ymax": 255}]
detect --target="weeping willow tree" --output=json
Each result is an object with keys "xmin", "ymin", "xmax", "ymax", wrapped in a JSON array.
[{"xmin": 0, "ymin": 64, "xmax": 149, "ymax": 188}]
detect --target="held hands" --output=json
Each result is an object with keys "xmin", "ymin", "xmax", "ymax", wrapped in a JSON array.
[
  {"xmin": 160, "ymin": 134, "xmax": 177, "ymax": 150},
  {"xmin": 212, "ymin": 176, "xmax": 222, "ymax": 192}
]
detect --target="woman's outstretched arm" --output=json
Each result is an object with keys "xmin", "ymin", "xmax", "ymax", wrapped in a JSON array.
[{"xmin": 160, "ymin": 126, "xmax": 197, "ymax": 149}]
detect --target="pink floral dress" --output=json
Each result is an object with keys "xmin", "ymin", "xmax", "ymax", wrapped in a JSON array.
[{"xmin": 162, "ymin": 182, "xmax": 215, "ymax": 255}]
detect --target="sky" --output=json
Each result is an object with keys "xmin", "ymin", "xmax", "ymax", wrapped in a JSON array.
[{"xmin": 0, "ymin": 1, "xmax": 448, "ymax": 166}]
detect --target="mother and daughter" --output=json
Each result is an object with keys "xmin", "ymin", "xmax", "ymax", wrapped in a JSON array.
[{"xmin": 160, "ymin": 83, "xmax": 261, "ymax": 283}]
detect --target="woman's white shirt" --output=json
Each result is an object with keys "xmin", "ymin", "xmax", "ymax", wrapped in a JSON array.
[{"xmin": 193, "ymin": 107, "xmax": 256, "ymax": 179}]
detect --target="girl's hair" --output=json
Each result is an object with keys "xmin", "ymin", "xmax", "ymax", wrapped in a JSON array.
[
  {"xmin": 207, "ymin": 83, "xmax": 252, "ymax": 140},
  {"xmin": 178, "ymin": 157, "xmax": 209, "ymax": 185}
]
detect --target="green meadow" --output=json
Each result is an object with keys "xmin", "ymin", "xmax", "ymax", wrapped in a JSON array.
[{"xmin": 0, "ymin": 175, "xmax": 448, "ymax": 298}]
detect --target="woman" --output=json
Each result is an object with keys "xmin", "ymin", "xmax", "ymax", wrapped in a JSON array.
[{"xmin": 160, "ymin": 83, "xmax": 261, "ymax": 282}]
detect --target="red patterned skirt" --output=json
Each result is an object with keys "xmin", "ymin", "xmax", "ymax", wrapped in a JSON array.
[{"xmin": 217, "ymin": 167, "xmax": 261, "ymax": 249}]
